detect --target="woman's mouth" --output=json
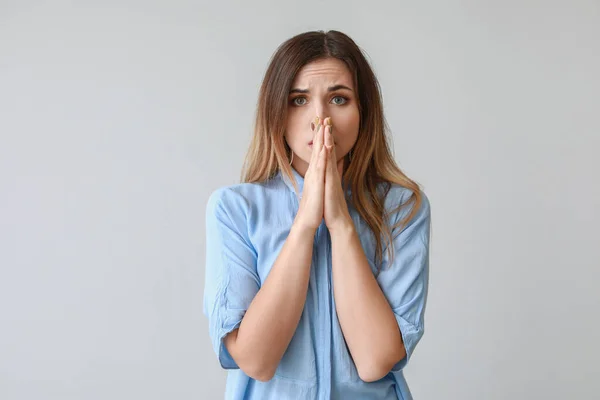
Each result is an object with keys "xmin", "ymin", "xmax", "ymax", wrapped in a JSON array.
[{"xmin": 309, "ymin": 140, "xmax": 336, "ymax": 146}]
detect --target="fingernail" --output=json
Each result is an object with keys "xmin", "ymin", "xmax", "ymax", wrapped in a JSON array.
[{"xmin": 314, "ymin": 116, "xmax": 321, "ymax": 126}]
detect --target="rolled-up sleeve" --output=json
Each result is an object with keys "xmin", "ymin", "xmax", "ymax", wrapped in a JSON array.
[
  {"xmin": 203, "ymin": 188, "xmax": 260, "ymax": 369},
  {"xmin": 377, "ymin": 189, "xmax": 431, "ymax": 372}
]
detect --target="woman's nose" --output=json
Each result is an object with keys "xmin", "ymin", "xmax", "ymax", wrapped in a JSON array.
[{"xmin": 313, "ymin": 104, "xmax": 329, "ymax": 122}]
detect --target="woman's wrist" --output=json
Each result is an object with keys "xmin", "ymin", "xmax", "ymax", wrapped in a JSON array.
[
  {"xmin": 291, "ymin": 218, "xmax": 318, "ymax": 238},
  {"xmin": 328, "ymin": 216, "xmax": 355, "ymax": 237}
]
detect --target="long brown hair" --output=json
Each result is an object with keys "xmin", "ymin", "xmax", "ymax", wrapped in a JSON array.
[{"xmin": 241, "ymin": 30, "xmax": 423, "ymax": 271}]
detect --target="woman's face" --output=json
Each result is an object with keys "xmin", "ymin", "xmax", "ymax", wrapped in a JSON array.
[{"xmin": 284, "ymin": 57, "xmax": 360, "ymax": 177}]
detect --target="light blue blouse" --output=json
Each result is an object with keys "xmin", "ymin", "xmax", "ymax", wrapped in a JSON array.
[{"xmin": 203, "ymin": 167, "xmax": 431, "ymax": 400}]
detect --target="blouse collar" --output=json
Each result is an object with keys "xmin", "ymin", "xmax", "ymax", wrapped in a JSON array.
[
  {"xmin": 279, "ymin": 167, "xmax": 305, "ymax": 197},
  {"xmin": 277, "ymin": 167, "xmax": 352, "ymax": 198}
]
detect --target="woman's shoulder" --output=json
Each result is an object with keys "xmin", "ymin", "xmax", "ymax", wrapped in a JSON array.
[
  {"xmin": 377, "ymin": 181, "xmax": 431, "ymax": 220},
  {"xmin": 378, "ymin": 181, "xmax": 428, "ymax": 205},
  {"xmin": 206, "ymin": 177, "xmax": 284, "ymax": 216}
]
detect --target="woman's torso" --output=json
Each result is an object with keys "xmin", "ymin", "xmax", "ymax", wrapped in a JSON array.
[{"xmin": 219, "ymin": 169, "xmax": 415, "ymax": 400}]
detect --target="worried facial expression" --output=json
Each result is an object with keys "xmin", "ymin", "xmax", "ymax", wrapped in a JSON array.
[{"xmin": 285, "ymin": 58, "xmax": 360, "ymax": 176}]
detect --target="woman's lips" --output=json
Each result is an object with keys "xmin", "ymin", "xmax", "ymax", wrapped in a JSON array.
[{"xmin": 308, "ymin": 140, "xmax": 335, "ymax": 146}]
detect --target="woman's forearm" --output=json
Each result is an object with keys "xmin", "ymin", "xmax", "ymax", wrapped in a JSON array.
[
  {"xmin": 330, "ymin": 222, "xmax": 405, "ymax": 382},
  {"xmin": 224, "ymin": 222, "xmax": 315, "ymax": 381}
]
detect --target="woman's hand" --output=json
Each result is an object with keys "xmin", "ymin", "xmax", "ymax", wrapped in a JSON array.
[
  {"xmin": 293, "ymin": 120, "xmax": 327, "ymax": 232},
  {"xmin": 323, "ymin": 118, "xmax": 353, "ymax": 233}
]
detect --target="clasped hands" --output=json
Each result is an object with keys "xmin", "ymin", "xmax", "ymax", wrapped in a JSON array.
[{"xmin": 294, "ymin": 116, "xmax": 353, "ymax": 234}]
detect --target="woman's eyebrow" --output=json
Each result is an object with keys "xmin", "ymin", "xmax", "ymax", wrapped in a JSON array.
[{"xmin": 289, "ymin": 84, "xmax": 354, "ymax": 94}]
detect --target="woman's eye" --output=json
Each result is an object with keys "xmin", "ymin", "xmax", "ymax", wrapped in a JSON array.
[
  {"xmin": 291, "ymin": 96, "xmax": 347, "ymax": 106},
  {"xmin": 332, "ymin": 96, "xmax": 348, "ymax": 105},
  {"xmin": 292, "ymin": 97, "xmax": 307, "ymax": 106}
]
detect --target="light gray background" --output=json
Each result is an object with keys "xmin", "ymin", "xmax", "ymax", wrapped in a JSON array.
[{"xmin": 1, "ymin": 1, "xmax": 599, "ymax": 399}]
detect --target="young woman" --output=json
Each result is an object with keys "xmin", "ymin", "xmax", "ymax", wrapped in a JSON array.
[{"xmin": 203, "ymin": 30, "xmax": 431, "ymax": 400}]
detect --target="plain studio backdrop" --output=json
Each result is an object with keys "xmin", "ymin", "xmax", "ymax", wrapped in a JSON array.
[{"xmin": 1, "ymin": 1, "xmax": 599, "ymax": 399}]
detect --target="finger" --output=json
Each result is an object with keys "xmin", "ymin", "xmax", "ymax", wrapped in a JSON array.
[
  {"xmin": 314, "ymin": 120, "xmax": 325, "ymax": 156},
  {"xmin": 327, "ymin": 140, "xmax": 343, "ymax": 186},
  {"xmin": 324, "ymin": 122, "xmax": 333, "ymax": 149},
  {"xmin": 316, "ymin": 141, "xmax": 327, "ymax": 177},
  {"xmin": 309, "ymin": 125, "xmax": 319, "ymax": 166},
  {"xmin": 330, "ymin": 127, "xmax": 338, "ymax": 169},
  {"xmin": 334, "ymin": 145, "xmax": 344, "ymax": 180},
  {"xmin": 309, "ymin": 116, "xmax": 320, "ymax": 132},
  {"xmin": 325, "ymin": 144, "xmax": 336, "ymax": 183},
  {"xmin": 325, "ymin": 127, "xmax": 333, "ymax": 169},
  {"xmin": 327, "ymin": 126, "xmax": 337, "ymax": 170},
  {"xmin": 309, "ymin": 117, "xmax": 323, "ymax": 167}
]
